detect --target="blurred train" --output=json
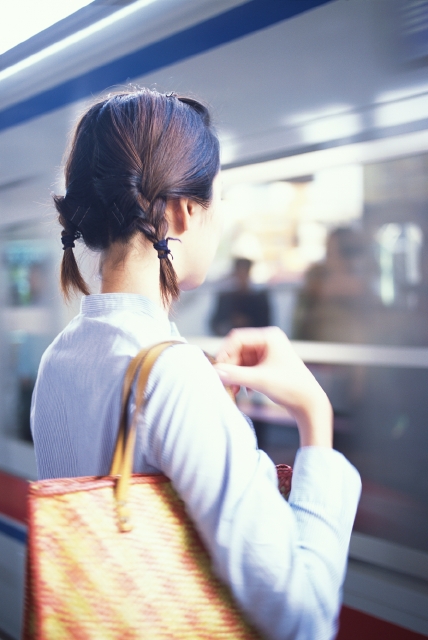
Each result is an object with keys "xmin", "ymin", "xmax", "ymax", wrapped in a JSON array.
[{"xmin": 1, "ymin": 0, "xmax": 428, "ymax": 638}]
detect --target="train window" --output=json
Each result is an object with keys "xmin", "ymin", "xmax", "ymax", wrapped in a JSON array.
[
  {"xmin": 315, "ymin": 362, "xmax": 428, "ymax": 555},
  {"xmin": 176, "ymin": 149, "xmax": 428, "ymax": 563},
  {"xmin": 0, "ymin": 145, "xmax": 426, "ymax": 565},
  {"xmin": 0, "ymin": 225, "xmax": 60, "ymax": 445},
  {"xmin": 175, "ymin": 152, "xmax": 428, "ymax": 347},
  {"xmin": 236, "ymin": 361, "xmax": 428, "ymax": 555}
]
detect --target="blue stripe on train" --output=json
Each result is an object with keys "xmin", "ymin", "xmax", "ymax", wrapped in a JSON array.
[
  {"xmin": 0, "ymin": 0, "xmax": 332, "ymax": 132},
  {"xmin": 0, "ymin": 518, "xmax": 27, "ymax": 544}
]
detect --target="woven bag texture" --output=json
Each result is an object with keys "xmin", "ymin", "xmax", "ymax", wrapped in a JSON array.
[
  {"xmin": 23, "ymin": 473, "xmax": 266, "ymax": 640},
  {"xmin": 276, "ymin": 465, "xmax": 292, "ymax": 500}
]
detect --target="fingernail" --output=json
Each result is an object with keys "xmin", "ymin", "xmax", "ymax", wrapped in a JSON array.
[{"xmin": 214, "ymin": 365, "xmax": 229, "ymax": 381}]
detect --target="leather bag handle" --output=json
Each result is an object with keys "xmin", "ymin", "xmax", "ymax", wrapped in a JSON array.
[{"xmin": 111, "ymin": 340, "xmax": 183, "ymax": 531}]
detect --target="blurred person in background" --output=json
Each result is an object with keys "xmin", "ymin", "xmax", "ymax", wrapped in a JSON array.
[
  {"xmin": 210, "ymin": 257, "xmax": 271, "ymax": 336},
  {"xmin": 293, "ymin": 226, "xmax": 371, "ymax": 343}
]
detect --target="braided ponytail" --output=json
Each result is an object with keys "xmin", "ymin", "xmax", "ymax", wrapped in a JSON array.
[
  {"xmin": 138, "ymin": 197, "xmax": 180, "ymax": 304},
  {"xmin": 159, "ymin": 253, "xmax": 179, "ymax": 304},
  {"xmin": 56, "ymin": 204, "xmax": 90, "ymax": 300},
  {"xmin": 53, "ymin": 88, "xmax": 220, "ymax": 303}
]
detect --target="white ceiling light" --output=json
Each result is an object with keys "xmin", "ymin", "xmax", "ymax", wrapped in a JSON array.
[
  {"xmin": 0, "ymin": 0, "xmax": 159, "ymax": 83},
  {"xmin": 222, "ymin": 129, "xmax": 428, "ymax": 188},
  {"xmin": 375, "ymin": 92, "xmax": 428, "ymax": 129},
  {"xmin": 0, "ymin": 0, "xmax": 94, "ymax": 55},
  {"xmin": 300, "ymin": 112, "xmax": 362, "ymax": 145},
  {"xmin": 285, "ymin": 104, "xmax": 362, "ymax": 146}
]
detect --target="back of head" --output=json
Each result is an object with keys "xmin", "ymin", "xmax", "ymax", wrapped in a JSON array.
[{"xmin": 54, "ymin": 88, "xmax": 220, "ymax": 302}]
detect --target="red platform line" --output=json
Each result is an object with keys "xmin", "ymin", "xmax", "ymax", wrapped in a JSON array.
[
  {"xmin": 0, "ymin": 471, "xmax": 29, "ymax": 525},
  {"xmin": 337, "ymin": 605, "xmax": 428, "ymax": 639}
]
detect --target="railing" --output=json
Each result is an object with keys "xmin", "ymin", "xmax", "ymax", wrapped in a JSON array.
[{"xmin": 187, "ymin": 337, "xmax": 428, "ymax": 369}]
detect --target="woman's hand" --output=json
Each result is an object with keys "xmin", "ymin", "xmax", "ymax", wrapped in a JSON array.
[{"xmin": 214, "ymin": 327, "xmax": 333, "ymax": 448}]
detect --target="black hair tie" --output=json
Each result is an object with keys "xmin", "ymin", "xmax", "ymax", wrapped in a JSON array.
[
  {"xmin": 61, "ymin": 231, "xmax": 81, "ymax": 250},
  {"xmin": 153, "ymin": 237, "xmax": 180, "ymax": 260}
]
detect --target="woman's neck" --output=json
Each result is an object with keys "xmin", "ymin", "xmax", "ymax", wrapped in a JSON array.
[{"xmin": 100, "ymin": 238, "xmax": 168, "ymax": 312}]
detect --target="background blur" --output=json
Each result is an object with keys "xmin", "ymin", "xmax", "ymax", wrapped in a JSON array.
[{"xmin": 1, "ymin": 0, "xmax": 428, "ymax": 638}]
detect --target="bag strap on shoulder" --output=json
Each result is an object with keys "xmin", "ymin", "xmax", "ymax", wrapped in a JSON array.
[
  {"xmin": 111, "ymin": 340, "xmax": 183, "ymax": 531},
  {"xmin": 111, "ymin": 340, "xmax": 233, "ymax": 532}
]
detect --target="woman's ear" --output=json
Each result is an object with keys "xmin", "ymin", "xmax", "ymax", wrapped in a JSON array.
[{"xmin": 165, "ymin": 197, "xmax": 191, "ymax": 236}]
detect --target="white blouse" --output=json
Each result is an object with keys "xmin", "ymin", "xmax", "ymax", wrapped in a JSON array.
[{"xmin": 31, "ymin": 293, "xmax": 361, "ymax": 640}]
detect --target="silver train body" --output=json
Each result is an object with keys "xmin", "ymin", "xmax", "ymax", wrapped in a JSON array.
[{"xmin": 1, "ymin": 0, "xmax": 428, "ymax": 638}]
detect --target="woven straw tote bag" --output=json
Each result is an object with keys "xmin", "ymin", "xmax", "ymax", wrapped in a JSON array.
[{"xmin": 23, "ymin": 341, "xmax": 292, "ymax": 639}]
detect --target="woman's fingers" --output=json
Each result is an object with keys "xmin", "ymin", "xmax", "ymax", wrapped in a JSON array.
[
  {"xmin": 214, "ymin": 326, "xmax": 334, "ymax": 447},
  {"xmin": 214, "ymin": 362, "xmax": 262, "ymax": 390},
  {"xmin": 215, "ymin": 327, "xmax": 296, "ymax": 397},
  {"xmin": 216, "ymin": 327, "xmax": 283, "ymax": 366}
]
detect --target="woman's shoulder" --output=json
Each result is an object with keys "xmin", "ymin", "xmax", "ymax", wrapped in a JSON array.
[
  {"xmin": 35, "ymin": 313, "xmax": 85, "ymax": 370},
  {"xmin": 139, "ymin": 342, "xmax": 259, "ymax": 476},
  {"xmin": 145, "ymin": 343, "xmax": 219, "ymax": 394},
  {"xmin": 143, "ymin": 342, "xmax": 241, "ymax": 428}
]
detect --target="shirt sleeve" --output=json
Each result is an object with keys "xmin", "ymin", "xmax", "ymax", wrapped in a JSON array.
[{"xmin": 135, "ymin": 344, "xmax": 361, "ymax": 640}]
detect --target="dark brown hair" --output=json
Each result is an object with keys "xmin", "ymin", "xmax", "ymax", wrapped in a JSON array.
[{"xmin": 54, "ymin": 88, "xmax": 220, "ymax": 302}]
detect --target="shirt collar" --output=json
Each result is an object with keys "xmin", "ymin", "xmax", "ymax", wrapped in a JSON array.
[{"xmin": 80, "ymin": 293, "xmax": 171, "ymax": 325}]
